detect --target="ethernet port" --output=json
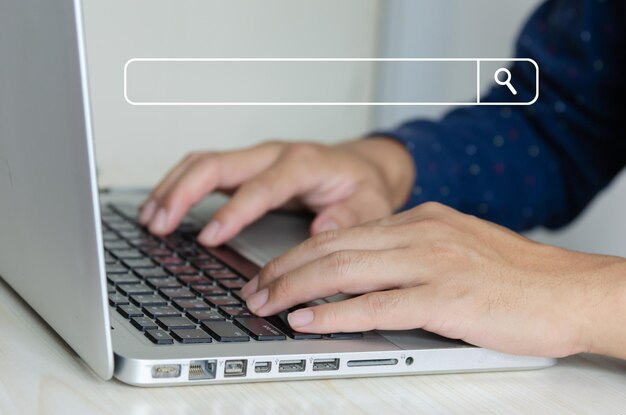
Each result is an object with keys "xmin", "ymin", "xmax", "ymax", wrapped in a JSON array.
[{"xmin": 188, "ymin": 360, "xmax": 217, "ymax": 380}]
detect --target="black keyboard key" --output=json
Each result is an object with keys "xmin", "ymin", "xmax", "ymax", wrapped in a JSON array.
[
  {"xmin": 106, "ymin": 263, "xmax": 129, "ymax": 274},
  {"xmin": 220, "ymin": 278, "xmax": 248, "ymax": 290},
  {"xmin": 156, "ymin": 316, "xmax": 196, "ymax": 330},
  {"xmin": 192, "ymin": 284, "xmax": 228, "ymax": 297},
  {"xmin": 147, "ymin": 277, "xmax": 182, "ymax": 289},
  {"xmin": 130, "ymin": 294, "xmax": 167, "ymax": 307},
  {"xmin": 165, "ymin": 265, "xmax": 197, "ymax": 275},
  {"xmin": 158, "ymin": 287, "xmax": 196, "ymax": 300},
  {"xmin": 326, "ymin": 332, "xmax": 364, "ymax": 340},
  {"xmin": 110, "ymin": 249, "xmax": 144, "ymax": 259},
  {"xmin": 107, "ymin": 222, "xmax": 136, "ymax": 232},
  {"xmin": 143, "ymin": 305, "xmax": 181, "ymax": 319},
  {"xmin": 142, "ymin": 248, "xmax": 173, "ymax": 257},
  {"xmin": 103, "ymin": 233, "xmax": 120, "ymax": 242},
  {"xmin": 108, "ymin": 293, "xmax": 129, "ymax": 306},
  {"xmin": 123, "ymin": 258, "xmax": 155, "ymax": 269},
  {"xmin": 107, "ymin": 284, "xmax": 116, "ymax": 294},
  {"xmin": 231, "ymin": 290, "xmax": 245, "ymax": 302},
  {"xmin": 269, "ymin": 312, "xmax": 323, "ymax": 340},
  {"xmin": 107, "ymin": 273, "xmax": 141, "ymax": 285},
  {"xmin": 178, "ymin": 275, "xmax": 212, "ymax": 286},
  {"xmin": 192, "ymin": 260, "xmax": 224, "ymax": 271},
  {"xmin": 172, "ymin": 298, "xmax": 211, "ymax": 311},
  {"xmin": 200, "ymin": 321, "xmax": 250, "ymax": 342},
  {"xmin": 186, "ymin": 253, "xmax": 213, "ymax": 262},
  {"xmin": 118, "ymin": 284, "xmax": 154, "ymax": 296},
  {"xmin": 117, "ymin": 304, "xmax": 144, "ymax": 318},
  {"xmin": 131, "ymin": 316, "xmax": 158, "ymax": 331},
  {"xmin": 104, "ymin": 241, "xmax": 131, "ymax": 250},
  {"xmin": 155, "ymin": 256, "xmax": 185, "ymax": 266},
  {"xmin": 186, "ymin": 309, "xmax": 225, "ymax": 323},
  {"xmin": 175, "ymin": 247, "xmax": 202, "ymax": 258},
  {"xmin": 207, "ymin": 270, "xmax": 239, "ymax": 280},
  {"xmin": 205, "ymin": 296, "xmax": 241, "ymax": 307},
  {"xmin": 129, "ymin": 238, "xmax": 160, "ymax": 249},
  {"xmin": 104, "ymin": 253, "xmax": 117, "ymax": 264},
  {"xmin": 135, "ymin": 267, "xmax": 169, "ymax": 279},
  {"xmin": 145, "ymin": 329, "xmax": 174, "ymax": 345},
  {"xmin": 119, "ymin": 230, "xmax": 143, "ymax": 239},
  {"xmin": 171, "ymin": 328, "xmax": 213, "ymax": 344},
  {"xmin": 219, "ymin": 306, "xmax": 254, "ymax": 319},
  {"xmin": 234, "ymin": 318, "xmax": 286, "ymax": 341}
]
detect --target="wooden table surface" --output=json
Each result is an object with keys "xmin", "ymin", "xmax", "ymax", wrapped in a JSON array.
[{"xmin": 1, "ymin": 278, "xmax": 625, "ymax": 415}]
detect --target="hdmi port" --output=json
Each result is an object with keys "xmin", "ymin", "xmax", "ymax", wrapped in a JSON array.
[
  {"xmin": 313, "ymin": 358, "xmax": 340, "ymax": 371},
  {"xmin": 278, "ymin": 360, "xmax": 306, "ymax": 373}
]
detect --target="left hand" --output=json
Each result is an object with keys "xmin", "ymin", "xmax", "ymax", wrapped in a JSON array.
[{"xmin": 241, "ymin": 202, "xmax": 625, "ymax": 358}]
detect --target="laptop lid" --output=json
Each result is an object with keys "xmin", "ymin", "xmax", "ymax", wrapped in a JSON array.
[{"xmin": 0, "ymin": 0, "xmax": 113, "ymax": 379}]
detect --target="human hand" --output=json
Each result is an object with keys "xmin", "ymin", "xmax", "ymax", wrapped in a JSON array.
[
  {"xmin": 139, "ymin": 138, "xmax": 414, "ymax": 246},
  {"xmin": 242, "ymin": 202, "xmax": 626, "ymax": 358}
]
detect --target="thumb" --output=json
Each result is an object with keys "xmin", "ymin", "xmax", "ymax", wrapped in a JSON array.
[{"xmin": 310, "ymin": 190, "xmax": 392, "ymax": 235}]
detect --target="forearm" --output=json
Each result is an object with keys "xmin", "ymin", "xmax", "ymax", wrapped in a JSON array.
[{"xmin": 338, "ymin": 137, "xmax": 415, "ymax": 211}]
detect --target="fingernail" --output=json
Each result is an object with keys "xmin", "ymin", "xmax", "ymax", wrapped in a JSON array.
[
  {"xmin": 138, "ymin": 200, "xmax": 157, "ymax": 225},
  {"xmin": 198, "ymin": 221, "xmax": 221, "ymax": 246},
  {"xmin": 287, "ymin": 309, "xmax": 314, "ymax": 328},
  {"xmin": 240, "ymin": 275, "xmax": 259, "ymax": 299},
  {"xmin": 317, "ymin": 221, "xmax": 338, "ymax": 233},
  {"xmin": 246, "ymin": 288, "xmax": 268, "ymax": 312},
  {"xmin": 151, "ymin": 208, "xmax": 168, "ymax": 233}
]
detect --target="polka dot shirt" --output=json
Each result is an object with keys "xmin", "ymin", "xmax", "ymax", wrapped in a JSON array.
[{"xmin": 370, "ymin": 0, "xmax": 626, "ymax": 231}]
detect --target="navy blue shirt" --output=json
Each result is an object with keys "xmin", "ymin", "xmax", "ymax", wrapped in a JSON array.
[{"xmin": 375, "ymin": 0, "xmax": 626, "ymax": 231}]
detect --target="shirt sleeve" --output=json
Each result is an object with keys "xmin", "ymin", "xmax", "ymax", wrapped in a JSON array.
[{"xmin": 370, "ymin": 0, "xmax": 626, "ymax": 231}]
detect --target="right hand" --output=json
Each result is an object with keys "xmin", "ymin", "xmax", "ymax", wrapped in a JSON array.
[{"xmin": 138, "ymin": 138, "xmax": 415, "ymax": 247}]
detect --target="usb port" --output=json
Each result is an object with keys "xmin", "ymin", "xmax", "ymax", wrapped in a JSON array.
[
  {"xmin": 278, "ymin": 359, "xmax": 306, "ymax": 373},
  {"xmin": 224, "ymin": 360, "xmax": 247, "ymax": 377},
  {"xmin": 312, "ymin": 358, "xmax": 340, "ymax": 372},
  {"xmin": 254, "ymin": 361, "xmax": 272, "ymax": 373}
]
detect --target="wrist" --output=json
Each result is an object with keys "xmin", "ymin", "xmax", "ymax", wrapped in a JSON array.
[
  {"xmin": 338, "ymin": 136, "xmax": 415, "ymax": 210},
  {"xmin": 580, "ymin": 257, "xmax": 626, "ymax": 359}
]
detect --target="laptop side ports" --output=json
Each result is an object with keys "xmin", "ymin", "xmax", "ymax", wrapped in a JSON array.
[
  {"xmin": 278, "ymin": 359, "xmax": 306, "ymax": 373},
  {"xmin": 312, "ymin": 358, "xmax": 340, "ymax": 372},
  {"xmin": 188, "ymin": 360, "xmax": 217, "ymax": 380},
  {"xmin": 254, "ymin": 361, "xmax": 272, "ymax": 373},
  {"xmin": 224, "ymin": 360, "xmax": 248, "ymax": 377}
]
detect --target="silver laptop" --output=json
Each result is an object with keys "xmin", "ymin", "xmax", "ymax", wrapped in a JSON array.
[{"xmin": 0, "ymin": 0, "xmax": 554, "ymax": 386}]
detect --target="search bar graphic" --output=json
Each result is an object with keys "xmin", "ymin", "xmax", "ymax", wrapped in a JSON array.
[{"xmin": 124, "ymin": 58, "xmax": 539, "ymax": 106}]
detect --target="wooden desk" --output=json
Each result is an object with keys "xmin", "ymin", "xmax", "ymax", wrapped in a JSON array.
[{"xmin": 1, "ymin": 279, "xmax": 624, "ymax": 415}]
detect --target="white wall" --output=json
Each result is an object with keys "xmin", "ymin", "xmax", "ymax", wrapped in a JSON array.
[{"xmin": 83, "ymin": 0, "xmax": 380, "ymax": 188}]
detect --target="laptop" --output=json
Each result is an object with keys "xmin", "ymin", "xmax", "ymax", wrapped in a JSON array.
[{"xmin": 0, "ymin": 0, "xmax": 554, "ymax": 386}]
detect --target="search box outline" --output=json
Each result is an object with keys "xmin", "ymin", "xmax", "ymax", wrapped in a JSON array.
[{"xmin": 123, "ymin": 58, "xmax": 539, "ymax": 106}]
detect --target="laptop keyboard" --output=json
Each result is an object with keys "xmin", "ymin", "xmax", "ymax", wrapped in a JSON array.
[{"xmin": 102, "ymin": 204, "xmax": 363, "ymax": 345}]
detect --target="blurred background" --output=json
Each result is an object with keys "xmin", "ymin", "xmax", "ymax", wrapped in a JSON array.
[{"xmin": 84, "ymin": 0, "xmax": 626, "ymax": 256}]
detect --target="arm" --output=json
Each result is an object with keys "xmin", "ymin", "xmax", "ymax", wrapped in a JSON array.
[{"xmin": 371, "ymin": 0, "xmax": 626, "ymax": 231}]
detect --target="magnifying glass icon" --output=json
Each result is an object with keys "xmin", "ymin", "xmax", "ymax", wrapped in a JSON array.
[{"xmin": 494, "ymin": 68, "xmax": 517, "ymax": 95}]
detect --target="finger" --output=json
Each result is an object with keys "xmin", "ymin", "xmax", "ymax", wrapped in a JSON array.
[
  {"xmin": 196, "ymin": 156, "xmax": 317, "ymax": 246},
  {"xmin": 148, "ymin": 142, "xmax": 283, "ymax": 235},
  {"xmin": 253, "ymin": 225, "xmax": 409, "ymax": 294},
  {"xmin": 367, "ymin": 201, "xmax": 453, "ymax": 228},
  {"xmin": 138, "ymin": 153, "xmax": 201, "ymax": 225},
  {"xmin": 247, "ymin": 248, "xmax": 425, "ymax": 317},
  {"xmin": 286, "ymin": 287, "xmax": 432, "ymax": 333},
  {"xmin": 309, "ymin": 187, "xmax": 393, "ymax": 235}
]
